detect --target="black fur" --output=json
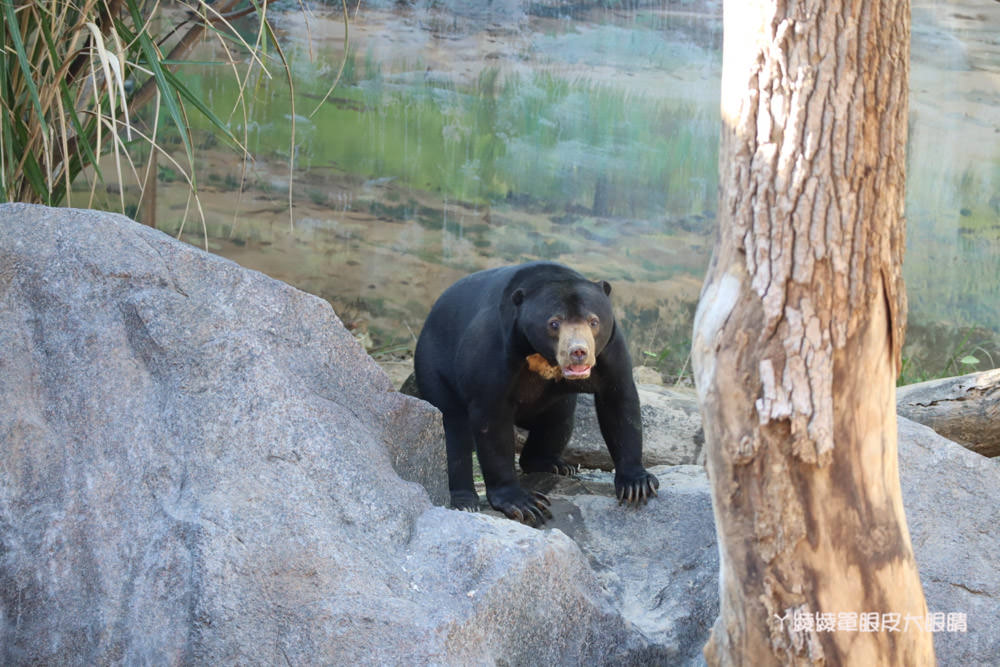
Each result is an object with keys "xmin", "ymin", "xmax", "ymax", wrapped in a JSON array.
[{"xmin": 414, "ymin": 261, "xmax": 658, "ymax": 526}]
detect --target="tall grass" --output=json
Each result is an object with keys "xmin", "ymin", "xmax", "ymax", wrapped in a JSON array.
[{"xmin": 0, "ymin": 0, "xmax": 292, "ymax": 237}]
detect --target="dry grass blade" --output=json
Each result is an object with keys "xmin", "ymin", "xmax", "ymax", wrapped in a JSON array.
[
  {"xmin": 1, "ymin": 0, "xmax": 291, "ymax": 248},
  {"xmin": 308, "ymin": 0, "xmax": 356, "ymax": 119}
]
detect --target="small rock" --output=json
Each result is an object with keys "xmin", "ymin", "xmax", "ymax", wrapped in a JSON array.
[
  {"xmin": 566, "ymin": 385, "xmax": 705, "ymax": 469},
  {"xmin": 633, "ymin": 365, "xmax": 665, "ymax": 385}
]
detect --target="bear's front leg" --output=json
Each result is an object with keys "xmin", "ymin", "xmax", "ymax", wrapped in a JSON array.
[
  {"xmin": 595, "ymin": 382, "xmax": 659, "ymax": 507},
  {"xmin": 471, "ymin": 405, "xmax": 553, "ymax": 526}
]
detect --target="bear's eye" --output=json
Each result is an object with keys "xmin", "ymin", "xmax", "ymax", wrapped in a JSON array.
[
  {"xmin": 588, "ymin": 316, "xmax": 600, "ymax": 329},
  {"xmin": 548, "ymin": 318, "xmax": 561, "ymax": 332}
]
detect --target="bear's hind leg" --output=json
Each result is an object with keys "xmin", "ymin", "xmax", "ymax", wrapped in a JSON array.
[
  {"xmin": 442, "ymin": 412, "xmax": 480, "ymax": 511},
  {"xmin": 518, "ymin": 395, "xmax": 578, "ymax": 476}
]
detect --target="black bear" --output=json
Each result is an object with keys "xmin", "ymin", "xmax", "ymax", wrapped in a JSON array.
[{"xmin": 414, "ymin": 261, "xmax": 659, "ymax": 526}]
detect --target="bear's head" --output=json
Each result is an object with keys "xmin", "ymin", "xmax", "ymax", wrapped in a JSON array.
[{"xmin": 512, "ymin": 279, "xmax": 615, "ymax": 380}]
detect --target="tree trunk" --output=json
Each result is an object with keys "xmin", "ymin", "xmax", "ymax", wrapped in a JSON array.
[{"xmin": 692, "ymin": 0, "xmax": 935, "ymax": 664}]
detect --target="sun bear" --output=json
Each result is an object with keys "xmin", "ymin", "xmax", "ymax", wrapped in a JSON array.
[{"xmin": 414, "ymin": 261, "xmax": 659, "ymax": 526}]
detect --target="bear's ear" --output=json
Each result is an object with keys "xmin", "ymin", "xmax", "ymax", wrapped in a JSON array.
[
  {"xmin": 511, "ymin": 288, "xmax": 525, "ymax": 306},
  {"xmin": 596, "ymin": 280, "xmax": 612, "ymax": 296}
]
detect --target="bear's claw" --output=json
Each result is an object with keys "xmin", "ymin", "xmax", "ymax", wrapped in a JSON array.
[
  {"xmin": 551, "ymin": 461, "xmax": 579, "ymax": 476},
  {"xmin": 615, "ymin": 471, "xmax": 660, "ymax": 507},
  {"xmin": 450, "ymin": 490, "xmax": 481, "ymax": 512},
  {"xmin": 489, "ymin": 487, "xmax": 553, "ymax": 526},
  {"xmin": 520, "ymin": 455, "xmax": 578, "ymax": 477}
]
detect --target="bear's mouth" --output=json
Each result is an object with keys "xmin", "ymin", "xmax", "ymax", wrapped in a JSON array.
[{"xmin": 562, "ymin": 364, "xmax": 592, "ymax": 379}]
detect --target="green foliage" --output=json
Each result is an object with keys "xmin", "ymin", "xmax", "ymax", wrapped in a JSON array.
[
  {"xmin": 944, "ymin": 331, "xmax": 995, "ymax": 376},
  {"xmin": 306, "ymin": 188, "xmax": 329, "ymax": 206},
  {"xmin": 0, "ymin": 0, "xmax": 284, "ymax": 214},
  {"xmin": 898, "ymin": 327, "xmax": 999, "ymax": 386}
]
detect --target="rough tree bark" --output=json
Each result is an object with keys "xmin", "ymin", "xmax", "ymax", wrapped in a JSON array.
[{"xmin": 692, "ymin": 0, "xmax": 935, "ymax": 664}]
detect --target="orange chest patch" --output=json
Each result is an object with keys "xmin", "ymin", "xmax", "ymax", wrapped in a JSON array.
[{"xmin": 525, "ymin": 353, "xmax": 562, "ymax": 381}]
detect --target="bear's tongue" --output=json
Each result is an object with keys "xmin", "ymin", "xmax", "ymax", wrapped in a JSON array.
[{"xmin": 565, "ymin": 364, "xmax": 591, "ymax": 377}]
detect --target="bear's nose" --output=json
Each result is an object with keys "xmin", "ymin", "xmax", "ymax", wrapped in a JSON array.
[{"xmin": 570, "ymin": 346, "xmax": 588, "ymax": 362}]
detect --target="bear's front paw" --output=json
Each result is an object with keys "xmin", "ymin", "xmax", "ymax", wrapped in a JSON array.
[
  {"xmin": 614, "ymin": 469, "xmax": 659, "ymax": 507},
  {"xmin": 487, "ymin": 485, "xmax": 553, "ymax": 526},
  {"xmin": 450, "ymin": 490, "xmax": 481, "ymax": 512}
]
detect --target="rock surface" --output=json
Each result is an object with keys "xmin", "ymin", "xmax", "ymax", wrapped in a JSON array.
[
  {"xmin": 527, "ymin": 466, "xmax": 720, "ymax": 666},
  {"xmin": 898, "ymin": 416, "xmax": 1000, "ymax": 666},
  {"xmin": 0, "ymin": 205, "xmax": 646, "ymax": 665},
  {"xmin": 633, "ymin": 365, "xmax": 666, "ymax": 385}
]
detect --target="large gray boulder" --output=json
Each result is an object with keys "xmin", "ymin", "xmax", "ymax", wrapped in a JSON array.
[{"xmin": 0, "ymin": 204, "xmax": 646, "ymax": 664}]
